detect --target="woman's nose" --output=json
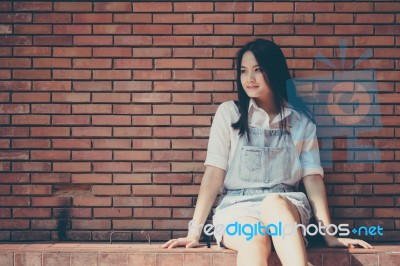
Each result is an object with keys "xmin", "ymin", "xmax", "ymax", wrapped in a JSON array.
[{"xmin": 248, "ymin": 72, "xmax": 255, "ymax": 82}]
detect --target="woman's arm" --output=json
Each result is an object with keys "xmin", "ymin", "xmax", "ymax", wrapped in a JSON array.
[
  {"xmin": 162, "ymin": 165, "xmax": 225, "ymax": 248},
  {"xmin": 303, "ymin": 174, "xmax": 373, "ymax": 249}
]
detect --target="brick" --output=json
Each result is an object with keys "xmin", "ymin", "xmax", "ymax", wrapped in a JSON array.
[
  {"xmin": 134, "ymin": 208, "xmax": 171, "ymax": 218},
  {"xmin": 0, "ymin": 162, "xmax": 10, "ymax": 171},
  {"xmin": 13, "ymin": 69, "xmax": 50, "ymax": 80},
  {"xmin": 335, "ymin": 25, "xmax": 373, "ymax": 35},
  {"xmin": 154, "ymin": 219, "xmax": 188, "ymax": 229},
  {"xmin": 113, "ymin": 220, "xmax": 152, "ymax": 230},
  {"xmin": 0, "ymin": 2, "xmax": 11, "ymax": 11},
  {"xmin": 72, "ymin": 220, "xmax": 111, "ymax": 230},
  {"xmin": 114, "ymin": 81, "xmax": 151, "ymax": 91},
  {"xmin": 53, "ymin": 163, "xmax": 91, "ymax": 172},
  {"xmin": 14, "ymin": 2, "xmax": 52, "ymax": 11},
  {"xmin": 195, "ymin": 59, "xmax": 233, "ymax": 69},
  {"xmin": 33, "ymin": 13, "xmax": 71, "ymax": 23},
  {"xmin": 153, "ymin": 105, "xmax": 193, "ymax": 114},
  {"xmin": 32, "ymin": 104, "xmax": 70, "ymax": 114},
  {"xmin": 194, "ymin": 14, "xmax": 232, "ymax": 23},
  {"xmin": 14, "ymin": 24, "xmax": 51, "ymax": 35},
  {"xmin": 92, "ymin": 115, "xmax": 131, "ymax": 125},
  {"xmin": 253, "ymin": 2, "xmax": 293, "ymax": 12},
  {"xmin": 53, "ymin": 70, "xmax": 91, "ymax": 80},
  {"xmin": 133, "ymin": 70, "xmax": 171, "ymax": 80},
  {"xmin": 31, "ymin": 173, "xmax": 70, "ymax": 183},
  {"xmin": 54, "ymin": 2, "xmax": 92, "ymax": 11},
  {"xmin": 13, "ymin": 185, "xmax": 51, "ymax": 195},
  {"xmin": 153, "ymin": 197, "xmax": 192, "ymax": 207},
  {"xmin": 94, "ymin": 2, "xmax": 131, "ymax": 11},
  {"xmin": 12, "ymin": 162, "xmax": 51, "ymax": 172},
  {"xmin": 215, "ymin": 2, "xmax": 251, "ymax": 12},
  {"xmin": 73, "ymin": 13, "xmax": 112, "ymax": 23},
  {"xmin": 92, "ymin": 93, "xmax": 130, "ymax": 102},
  {"xmin": 12, "ymin": 139, "xmax": 50, "ymax": 149},
  {"xmin": 172, "ymin": 163, "xmax": 205, "ymax": 173},
  {"xmin": 172, "ymin": 93, "xmax": 211, "ymax": 103},
  {"xmin": 153, "ymin": 174, "xmax": 192, "ymax": 184},
  {"xmin": 72, "ymin": 104, "xmax": 112, "ymax": 114},
  {"xmin": 93, "ymin": 25, "xmax": 131, "ymax": 35},
  {"xmin": 52, "ymin": 92, "xmax": 90, "ymax": 102},
  {"xmin": 336, "ymin": 2, "xmax": 373, "ymax": 12},
  {"xmin": 114, "ymin": 59, "xmax": 152, "ymax": 70},
  {"xmin": 73, "ymin": 197, "xmax": 111, "ymax": 206},
  {"xmin": 0, "ymin": 58, "xmax": 31, "ymax": 68},
  {"xmin": 93, "ymin": 162, "xmax": 131, "ymax": 172},
  {"xmin": 92, "ymin": 139, "xmax": 130, "ymax": 149},
  {"xmin": 132, "ymin": 185, "xmax": 170, "ymax": 195},
  {"xmin": 133, "ymin": 24, "xmax": 172, "ymax": 34},
  {"xmin": 54, "ymin": 25, "xmax": 92, "ymax": 34},
  {"xmin": 72, "ymin": 58, "xmax": 112, "ymax": 69},
  {"xmin": 73, "ymin": 36, "xmax": 112, "ymax": 46},
  {"xmin": 0, "ymin": 47, "xmax": 11, "ymax": 56},
  {"xmin": 31, "ymin": 150, "xmax": 70, "ymax": 160},
  {"xmin": 13, "ymin": 208, "xmax": 51, "ymax": 218},
  {"xmin": 156, "ymin": 81, "xmax": 194, "ymax": 93},
  {"xmin": 355, "ymin": 197, "xmax": 394, "ymax": 206},
  {"xmin": 133, "ymin": 2, "xmax": 172, "ymax": 12},
  {"xmin": 34, "ymin": 36, "xmax": 72, "ymax": 45},
  {"xmin": 132, "ymin": 162, "xmax": 170, "ymax": 173},
  {"xmin": 295, "ymin": 2, "xmax": 333, "ymax": 12},
  {"xmin": 335, "ymin": 208, "xmax": 372, "ymax": 218},
  {"xmin": 133, "ymin": 47, "xmax": 171, "ymax": 57},
  {"xmin": 33, "ymin": 81, "xmax": 71, "ymax": 91},
  {"xmin": 94, "ymin": 208, "xmax": 132, "ymax": 218},
  {"xmin": 72, "ymin": 174, "xmax": 111, "ymax": 184},
  {"xmin": 0, "ymin": 69, "xmax": 10, "ymax": 79},
  {"xmin": 73, "ymin": 81, "xmax": 111, "ymax": 92},
  {"xmin": 93, "ymin": 47, "xmax": 131, "ymax": 58},
  {"xmin": 0, "ymin": 220, "xmax": 29, "ymax": 229},
  {"xmin": 374, "ymin": 185, "xmax": 400, "ymax": 195},
  {"xmin": 154, "ymin": 36, "xmax": 193, "ymax": 46},
  {"xmin": 113, "ymin": 174, "xmax": 151, "ymax": 184},
  {"xmin": 0, "ymin": 127, "xmax": 29, "ymax": 137},
  {"xmin": 31, "ymin": 127, "xmax": 69, "ymax": 137},
  {"xmin": 153, "ymin": 150, "xmax": 192, "ymax": 161},
  {"xmin": 92, "ymin": 185, "xmax": 131, "ymax": 195},
  {"xmin": 72, "ymin": 151, "xmax": 112, "ymax": 161},
  {"xmin": 171, "ymin": 115, "xmax": 210, "ymax": 126},
  {"xmin": 355, "ymin": 14, "xmax": 394, "ymax": 24},
  {"xmin": 153, "ymin": 127, "xmax": 192, "ymax": 137},
  {"xmin": 0, "ymin": 36, "xmax": 31, "ymax": 46},
  {"xmin": 53, "ymin": 47, "xmax": 91, "ymax": 57},
  {"xmin": 114, "ymin": 36, "xmax": 152, "ymax": 45},
  {"xmin": 173, "ymin": 25, "xmax": 212, "ymax": 35},
  {"xmin": 113, "ymin": 127, "xmax": 151, "ymax": 137},
  {"xmin": 274, "ymin": 14, "xmax": 313, "ymax": 24},
  {"xmin": 52, "ymin": 139, "xmax": 91, "ymax": 149},
  {"xmin": 12, "ymin": 92, "xmax": 50, "ymax": 102},
  {"xmin": 113, "ymin": 197, "xmax": 151, "ymax": 206},
  {"xmin": 173, "ymin": 48, "xmax": 211, "ymax": 58},
  {"xmin": 172, "ymin": 139, "xmax": 208, "ymax": 149},
  {"xmin": 355, "ymin": 36, "xmax": 394, "ymax": 46},
  {"xmin": 114, "ymin": 13, "xmax": 151, "ymax": 23},
  {"xmin": 156, "ymin": 59, "xmax": 193, "ymax": 69},
  {"xmin": 295, "ymin": 25, "xmax": 333, "ymax": 35},
  {"xmin": 0, "ymin": 196, "xmax": 30, "ymax": 206},
  {"xmin": 173, "ymin": 70, "xmax": 212, "ymax": 80},
  {"xmin": 114, "ymin": 151, "xmax": 151, "ymax": 161},
  {"xmin": 0, "ymin": 139, "xmax": 10, "ymax": 149},
  {"xmin": 215, "ymin": 25, "xmax": 252, "ymax": 35},
  {"xmin": 0, "ymin": 151, "xmax": 28, "ymax": 160},
  {"xmin": 374, "ymin": 208, "xmax": 400, "ymax": 218},
  {"xmin": 174, "ymin": 2, "xmax": 213, "ymax": 12},
  {"xmin": 194, "ymin": 36, "xmax": 233, "ymax": 46},
  {"xmin": 0, "ymin": 104, "xmax": 29, "ymax": 114},
  {"xmin": 131, "ymin": 93, "xmax": 171, "ymax": 103},
  {"xmin": 132, "ymin": 139, "xmax": 170, "ymax": 149}
]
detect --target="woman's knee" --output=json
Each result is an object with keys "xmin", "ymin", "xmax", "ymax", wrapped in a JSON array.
[{"xmin": 260, "ymin": 194, "xmax": 298, "ymax": 218}]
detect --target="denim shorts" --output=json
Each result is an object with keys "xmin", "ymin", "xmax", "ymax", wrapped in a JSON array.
[{"xmin": 212, "ymin": 191, "xmax": 312, "ymax": 249}]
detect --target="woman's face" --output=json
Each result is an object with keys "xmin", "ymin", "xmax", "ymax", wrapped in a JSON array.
[{"xmin": 240, "ymin": 51, "xmax": 271, "ymax": 99}]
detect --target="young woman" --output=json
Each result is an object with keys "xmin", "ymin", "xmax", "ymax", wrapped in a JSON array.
[{"xmin": 162, "ymin": 39, "xmax": 372, "ymax": 266}]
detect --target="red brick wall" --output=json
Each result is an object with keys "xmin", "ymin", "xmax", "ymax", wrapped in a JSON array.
[{"xmin": 0, "ymin": 1, "xmax": 399, "ymax": 242}]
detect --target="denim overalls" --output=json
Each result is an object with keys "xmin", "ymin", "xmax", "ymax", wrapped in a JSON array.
[{"xmin": 212, "ymin": 116, "xmax": 313, "ymax": 248}]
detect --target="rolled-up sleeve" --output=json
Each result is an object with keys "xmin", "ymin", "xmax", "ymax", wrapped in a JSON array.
[
  {"xmin": 204, "ymin": 103, "xmax": 231, "ymax": 171},
  {"xmin": 300, "ymin": 121, "xmax": 324, "ymax": 178}
]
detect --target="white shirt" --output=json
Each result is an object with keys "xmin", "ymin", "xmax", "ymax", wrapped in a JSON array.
[{"xmin": 204, "ymin": 99, "xmax": 324, "ymax": 178}]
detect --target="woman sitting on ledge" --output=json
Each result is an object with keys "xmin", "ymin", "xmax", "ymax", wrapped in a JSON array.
[{"xmin": 162, "ymin": 39, "xmax": 372, "ymax": 266}]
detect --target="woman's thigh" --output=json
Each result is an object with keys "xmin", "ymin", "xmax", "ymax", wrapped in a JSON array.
[{"xmin": 221, "ymin": 216, "xmax": 272, "ymax": 252}]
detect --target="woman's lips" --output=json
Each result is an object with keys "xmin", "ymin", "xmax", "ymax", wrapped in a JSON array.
[{"xmin": 246, "ymin": 86, "xmax": 259, "ymax": 90}]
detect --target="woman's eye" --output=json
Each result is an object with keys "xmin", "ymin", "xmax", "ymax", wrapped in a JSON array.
[
  {"xmin": 241, "ymin": 69, "xmax": 246, "ymax": 73},
  {"xmin": 254, "ymin": 68, "xmax": 260, "ymax": 72}
]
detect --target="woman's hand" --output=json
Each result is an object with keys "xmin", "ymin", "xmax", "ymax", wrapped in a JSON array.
[
  {"xmin": 324, "ymin": 236, "xmax": 373, "ymax": 249},
  {"xmin": 161, "ymin": 235, "xmax": 200, "ymax": 249}
]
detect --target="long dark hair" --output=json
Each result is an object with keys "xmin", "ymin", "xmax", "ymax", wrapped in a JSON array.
[{"xmin": 231, "ymin": 38, "xmax": 314, "ymax": 142}]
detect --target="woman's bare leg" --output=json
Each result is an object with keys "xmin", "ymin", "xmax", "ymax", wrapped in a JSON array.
[
  {"xmin": 260, "ymin": 194, "xmax": 308, "ymax": 266},
  {"xmin": 221, "ymin": 216, "xmax": 272, "ymax": 266}
]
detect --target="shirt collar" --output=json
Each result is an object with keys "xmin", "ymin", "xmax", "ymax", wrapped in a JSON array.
[{"xmin": 248, "ymin": 98, "xmax": 301, "ymax": 121}]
